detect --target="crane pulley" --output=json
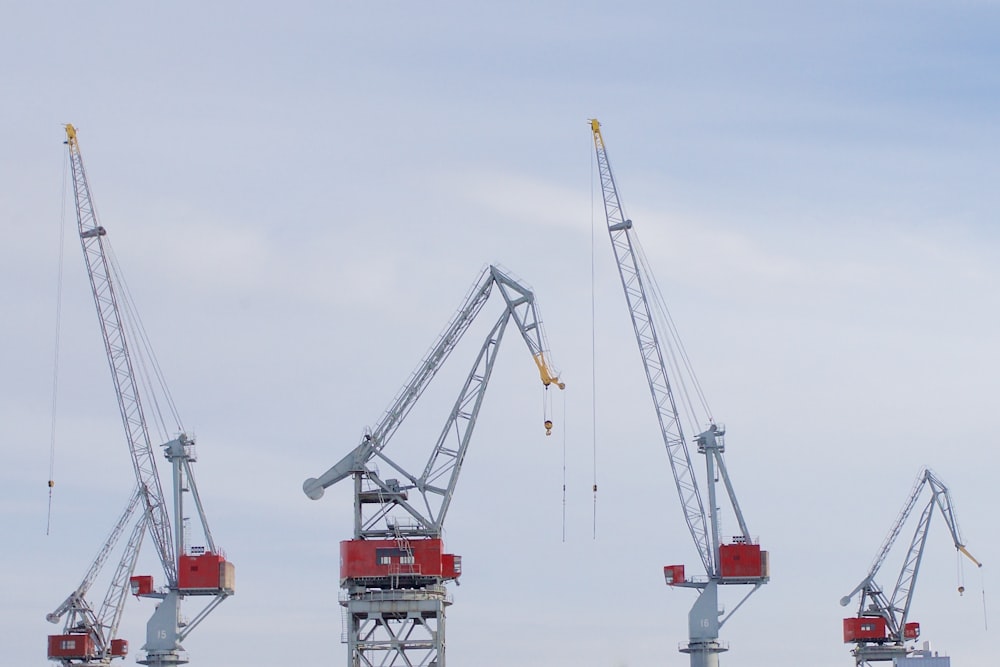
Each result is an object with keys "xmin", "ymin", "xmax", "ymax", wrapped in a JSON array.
[
  {"xmin": 303, "ymin": 264, "xmax": 563, "ymax": 667},
  {"xmin": 590, "ymin": 119, "xmax": 767, "ymax": 667},
  {"xmin": 840, "ymin": 467, "xmax": 982, "ymax": 666}
]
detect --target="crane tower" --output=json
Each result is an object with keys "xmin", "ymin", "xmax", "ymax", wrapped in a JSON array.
[
  {"xmin": 303, "ymin": 265, "xmax": 563, "ymax": 667},
  {"xmin": 590, "ymin": 119, "xmax": 769, "ymax": 667}
]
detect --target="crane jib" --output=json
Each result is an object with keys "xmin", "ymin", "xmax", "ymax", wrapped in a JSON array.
[
  {"xmin": 304, "ymin": 264, "xmax": 564, "ymax": 537},
  {"xmin": 65, "ymin": 124, "xmax": 176, "ymax": 580}
]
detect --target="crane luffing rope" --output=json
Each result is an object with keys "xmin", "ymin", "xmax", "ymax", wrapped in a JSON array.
[
  {"xmin": 107, "ymin": 242, "xmax": 184, "ymax": 441},
  {"xmin": 632, "ymin": 231, "xmax": 714, "ymax": 432}
]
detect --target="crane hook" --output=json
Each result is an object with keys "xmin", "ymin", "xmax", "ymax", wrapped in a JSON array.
[{"xmin": 544, "ymin": 420, "xmax": 553, "ymax": 436}]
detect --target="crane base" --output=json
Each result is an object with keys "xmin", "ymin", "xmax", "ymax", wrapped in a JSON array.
[
  {"xmin": 137, "ymin": 650, "xmax": 189, "ymax": 666},
  {"xmin": 679, "ymin": 640, "xmax": 728, "ymax": 667}
]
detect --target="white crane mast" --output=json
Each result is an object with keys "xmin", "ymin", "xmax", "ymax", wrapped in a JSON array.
[{"xmin": 590, "ymin": 119, "xmax": 768, "ymax": 667}]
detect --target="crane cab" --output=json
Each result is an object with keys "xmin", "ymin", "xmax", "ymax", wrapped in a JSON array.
[{"xmin": 47, "ymin": 635, "xmax": 128, "ymax": 661}]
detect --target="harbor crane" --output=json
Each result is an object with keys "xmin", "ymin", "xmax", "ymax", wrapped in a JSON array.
[
  {"xmin": 590, "ymin": 119, "xmax": 769, "ymax": 667},
  {"xmin": 46, "ymin": 490, "xmax": 146, "ymax": 665},
  {"xmin": 303, "ymin": 264, "xmax": 563, "ymax": 667},
  {"xmin": 840, "ymin": 467, "xmax": 982, "ymax": 665},
  {"xmin": 49, "ymin": 125, "xmax": 234, "ymax": 667}
]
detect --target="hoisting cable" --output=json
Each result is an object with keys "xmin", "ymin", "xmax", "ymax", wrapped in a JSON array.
[
  {"xmin": 956, "ymin": 545, "xmax": 988, "ymax": 630},
  {"xmin": 542, "ymin": 383, "xmax": 552, "ymax": 435},
  {"xmin": 982, "ymin": 567, "xmax": 989, "ymax": 631},
  {"xmin": 561, "ymin": 386, "xmax": 567, "ymax": 542},
  {"xmin": 46, "ymin": 148, "xmax": 70, "ymax": 535},
  {"xmin": 958, "ymin": 548, "xmax": 967, "ymax": 596},
  {"xmin": 590, "ymin": 129, "xmax": 598, "ymax": 540}
]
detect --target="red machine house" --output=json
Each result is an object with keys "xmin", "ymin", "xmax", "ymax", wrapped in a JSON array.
[
  {"xmin": 340, "ymin": 539, "xmax": 461, "ymax": 587},
  {"xmin": 47, "ymin": 635, "xmax": 96, "ymax": 660},
  {"xmin": 178, "ymin": 552, "xmax": 236, "ymax": 594},
  {"xmin": 718, "ymin": 542, "xmax": 770, "ymax": 581},
  {"xmin": 842, "ymin": 618, "xmax": 919, "ymax": 644}
]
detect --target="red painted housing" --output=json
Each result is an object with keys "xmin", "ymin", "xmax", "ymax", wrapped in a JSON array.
[
  {"xmin": 843, "ymin": 617, "xmax": 888, "ymax": 643},
  {"xmin": 904, "ymin": 622, "xmax": 920, "ymax": 640},
  {"xmin": 718, "ymin": 543, "xmax": 768, "ymax": 579},
  {"xmin": 110, "ymin": 639, "xmax": 128, "ymax": 657},
  {"xmin": 48, "ymin": 634, "xmax": 96, "ymax": 659},
  {"xmin": 663, "ymin": 565, "xmax": 686, "ymax": 585},
  {"xmin": 340, "ymin": 539, "xmax": 461, "ymax": 583},
  {"xmin": 178, "ymin": 553, "xmax": 235, "ymax": 594},
  {"xmin": 129, "ymin": 575, "xmax": 154, "ymax": 596}
]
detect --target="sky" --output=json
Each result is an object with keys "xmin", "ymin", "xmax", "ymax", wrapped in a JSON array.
[{"xmin": 3, "ymin": 1, "xmax": 1000, "ymax": 666}]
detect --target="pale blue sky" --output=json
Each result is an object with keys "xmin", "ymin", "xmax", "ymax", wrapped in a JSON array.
[{"xmin": 4, "ymin": 2, "xmax": 1000, "ymax": 666}]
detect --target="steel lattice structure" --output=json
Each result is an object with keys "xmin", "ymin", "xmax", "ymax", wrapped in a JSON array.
[{"xmin": 66, "ymin": 124, "xmax": 175, "ymax": 580}]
